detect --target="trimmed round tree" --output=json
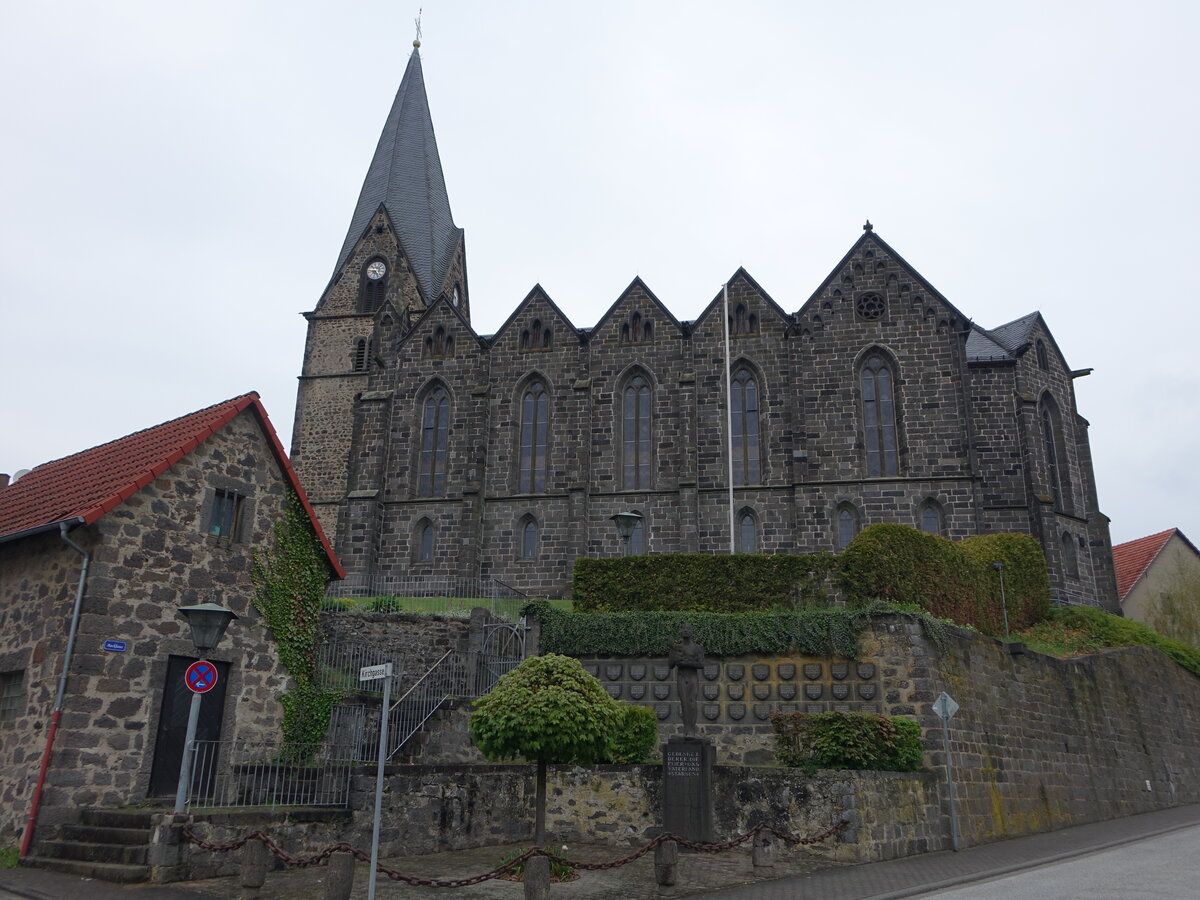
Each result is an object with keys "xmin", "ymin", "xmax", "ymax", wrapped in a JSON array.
[{"xmin": 470, "ymin": 653, "xmax": 620, "ymax": 844}]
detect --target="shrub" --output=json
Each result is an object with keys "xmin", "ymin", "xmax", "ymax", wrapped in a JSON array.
[
  {"xmin": 959, "ymin": 532, "xmax": 1050, "ymax": 631},
  {"xmin": 366, "ymin": 596, "xmax": 403, "ymax": 613},
  {"xmin": 1021, "ymin": 606, "xmax": 1200, "ymax": 678},
  {"xmin": 771, "ymin": 711, "xmax": 924, "ymax": 773},
  {"xmin": 572, "ymin": 553, "xmax": 838, "ymax": 612},
  {"xmin": 603, "ymin": 704, "xmax": 658, "ymax": 764}
]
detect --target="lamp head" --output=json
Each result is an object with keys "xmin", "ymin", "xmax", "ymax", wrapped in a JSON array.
[
  {"xmin": 608, "ymin": 511, "xmax": 643, "ymax": 540},
  {"xmin": 178, "ymin": 601, "xmax": 238, "ymax": 654}
]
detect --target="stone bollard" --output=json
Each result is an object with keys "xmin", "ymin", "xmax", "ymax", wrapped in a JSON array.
[
  {"xmin": 523, "ymin": 854, "xmax": 551, "ymax": 900},
  {"xmin": 239, "ymin": 839, "xmax": 269, "ymax": 899},
  {"xmin": 751, "ymin": 831, "xmax": 775, "ymax": 877},
  {"xmin": 324, "ymin": 851, "xmax": 356, "ymax": 900},
  {"xmin": 654, "ymin": 839, "xmax": 679, "ymax": 886}
]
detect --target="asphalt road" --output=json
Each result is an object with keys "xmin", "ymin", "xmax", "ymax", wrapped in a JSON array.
[{"xmin": 921, "ymin": 824, "xmax": 1200, "ymax": 899}]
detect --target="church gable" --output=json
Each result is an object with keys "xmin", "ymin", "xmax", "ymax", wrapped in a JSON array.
[
  {"xmin": 490, "ymin": 285, "xmax": 580, "ymax": 354},
  {"xmin": 313, "ymin": 207, "xmax": 423, "ymax": 318},
  {"xmin": 393, "ymin": 296, "xmax": 479, "ymax": 367},
  {"xmin": 589, "ymin": 277, "xmax": 684, "ymax": 346},
  {"xmin": 690, "ymin": 268, "xmax": 792, "ymax": 341},
  {"xmin": 795, "ymin": 229, "xmax": 968, "ymax": 341}
]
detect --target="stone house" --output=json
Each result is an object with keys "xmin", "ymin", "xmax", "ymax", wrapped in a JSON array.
[
  {"xmin": 1113, "ymin": 528, "xmax": 1200, "ymax": 645},
  {"xmin": 0, "ymin": 392, "xmax": 342, "ymax": 848},
  {"xmin": 291, "ymin": 45, "xmax": 1117, "ymax": 609}
]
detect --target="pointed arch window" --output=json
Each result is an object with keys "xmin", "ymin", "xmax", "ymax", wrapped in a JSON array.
[
  {"xmin": 731, "ymin": 368, "xmax": 762, "ymax": 485},
  {"xmin": 620, "ymin": 312, "xmax": 653, "ymax": 343},
  {"xmin": 520, "ymin": 319, "xmax": 551, "ymax": 352},
  {"xmin": 1040, "ymin": 394, "xmax": 1070, "ymax": 513},
  {"xmin": 418, "ymin": 387, "xmax": 450, "ymax": 497},
  {"xmin": 622, "ymin": 374, "xmax": 652, "ymax": 490},
  {"xmin": 737, "ymin": 508, "xmax": 758, "ymax": 553},
  {"xmin": 1036, "ymin": 340, "xmax": 1049, "ymax": 371},
  {"xmin": 1061, "ymin": 531, "xmax": 1079, "ymax": 579},
  {"xmin": 352, "ymin": 338, "xmax": 368, "ymax": 372},
  {"xmin": 415, "ymin": 519, "xmax": 434, "ymax": 563},
  {"xmin": 630, "ymin": 510, "xmax": 647, "ymax": 555},
  {"xmin": 918, "ymin": 499, "xmax": 945, "ymax": 536},
  {"xmin": 729, "ymin": 304, "xmax": 759, "ymax": 336},
  {"xmin": 518, "ymin": 381, "xmax": 550, "ymax": 494},
  {"xmin": 836, "ymin": 503, "xmax": 861, "ymax": 551},
  {"xmin": 359, "ymin": 257, "xmax": 388, "ymax": 314},
  {"xmin": 860, "ymin": 353, "xmax": 899, "ymax": 477},
  {"xmin": 519, "ymin": 515, "xmax": 539, "ymax": 560}
]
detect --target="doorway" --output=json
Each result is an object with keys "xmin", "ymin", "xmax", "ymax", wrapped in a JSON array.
[{"xmin": 148, "ymin": 655, "xmax": 230, "ymax": 797}]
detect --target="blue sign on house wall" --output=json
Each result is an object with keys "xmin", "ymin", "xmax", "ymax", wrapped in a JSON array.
[{"xmin": 102, "ymin": 640, "xmax": 127, "ymax": 653}]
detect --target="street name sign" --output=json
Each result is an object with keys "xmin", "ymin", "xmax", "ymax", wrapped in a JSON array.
[{"xmin": 359, "ymin": 663, "xmax": 393, "ymax": 682}]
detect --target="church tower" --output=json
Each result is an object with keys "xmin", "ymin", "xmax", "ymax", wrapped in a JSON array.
[{"xmin": 292, "ymin": 43, "xmax": 467, "ymax": 540}]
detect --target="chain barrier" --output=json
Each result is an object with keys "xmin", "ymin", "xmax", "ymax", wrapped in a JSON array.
[{"xmin": 182, "ymin": 819, "xmax": 844, "ymax": 889}]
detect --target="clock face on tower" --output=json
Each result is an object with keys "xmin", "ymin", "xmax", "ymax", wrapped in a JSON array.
[{"xmin": 366, "ymin": 261, "xmax": 387, "ymax": 281}]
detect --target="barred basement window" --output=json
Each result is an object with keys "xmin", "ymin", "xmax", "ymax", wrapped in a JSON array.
[
  {"xmin": 0, "ymin": 670, "xmax": 23, "ymax": 722},
  {"xmin": 208, "ymin": 489, "xmax": 243, "ymax": 541}
]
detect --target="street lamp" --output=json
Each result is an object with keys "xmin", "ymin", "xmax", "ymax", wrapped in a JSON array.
[
  {"xmin": 992, "ymin": 562, "xmax": 1009, "ymax": 636},
  {"xmin": 609, "ymin": 511, "xmax": 643, "ymax": 556},
  {"xmin": 174, "ymin": 601, "xmax": 238, "ymax": 813}
]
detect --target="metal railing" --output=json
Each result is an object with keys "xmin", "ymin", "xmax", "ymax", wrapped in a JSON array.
[
  {"xmin": 324, "ymin": 575, "xmax": 527, "ymax": 621},
  {"xmin": 186, "ymin": 740, "xmax": 354, "ymax": 810},
  {"xmin": 316, "ymin": 642, "xmax": 403, "ymax": 695},
  {"xmin": 386, "ymin": 650, "xmax": 467, "ymax": 760}
]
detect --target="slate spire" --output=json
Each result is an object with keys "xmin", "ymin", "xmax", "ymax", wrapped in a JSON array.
[{"xmin": 334, "ymin": 46, "xmax": 461, "ymax": 304}]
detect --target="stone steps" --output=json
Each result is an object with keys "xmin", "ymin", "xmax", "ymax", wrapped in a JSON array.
[
  {"xmin": 22, "ymin": 856, "xmax": 152, "ymax": 884},
  {"xmin": 38, "ymin": 839, "xmax": 148, "ymax": 865},
  {"xmin": 60, "ymin": 823, "xmax": 153, "ymax": 845}
]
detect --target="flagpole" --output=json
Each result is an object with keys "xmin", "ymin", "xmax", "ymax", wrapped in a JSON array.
[{"xmin": 724, "ymin": 283, "xmax": 735, "ymax": 554}]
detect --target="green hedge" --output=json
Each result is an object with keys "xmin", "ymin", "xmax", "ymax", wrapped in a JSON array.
[
  {"xmin": 771, "ymin": 711, "xmax": 924, "ymax": 773},
  {"xmin": 839, "ymin": 524, "xmax": 1049, "ymax": 634},
  {"xmin": 1022, "ymin": 606, "xmax": 1200, "ymax": 677},
  {"xmin": 525, "ymin": 600, "xmax": 948, "ymax": 659},
  {"xmin": 572, "ymin": 552, "xmax": 838, "ymax": 612}
]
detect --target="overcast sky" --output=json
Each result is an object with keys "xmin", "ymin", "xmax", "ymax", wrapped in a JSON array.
[{"xmin": 2, "ymin": 1, "xmax": 1197, "ymax": 548}]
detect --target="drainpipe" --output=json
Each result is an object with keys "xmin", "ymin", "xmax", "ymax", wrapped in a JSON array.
[{"xmin": 19, "ymin": 519, "xmax": 90, "ymax": 857}]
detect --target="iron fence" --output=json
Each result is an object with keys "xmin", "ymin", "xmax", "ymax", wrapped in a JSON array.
[
  {"xmin": 324, "ymin": 575, "xmax": 527, "ymax": 621},
  {"xmin": 186, "ymin": 740, "xmax": 354, "ymax": 810},
  {"xmin": 316, "ymin": 642, "xmax": 403, "ymax": 695}
]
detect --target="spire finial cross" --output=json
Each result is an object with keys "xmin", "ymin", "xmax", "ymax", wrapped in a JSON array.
[{"xmin": 413, "ymin": 8, "xmax": 422, "ymax": 48}]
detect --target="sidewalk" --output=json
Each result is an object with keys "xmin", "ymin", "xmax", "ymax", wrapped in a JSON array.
[{"xmin": 2, "ymin": 803, "xmax": 1199, "ymax": 900}]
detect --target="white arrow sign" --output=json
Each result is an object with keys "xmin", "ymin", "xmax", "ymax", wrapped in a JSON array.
[
  {"xmin": 933, "ymin": 691, "xmax": 959, "ymax": 720},
  {"xmin": 359, "ymin": 663, "xmax": 393, "ymax": 682}
]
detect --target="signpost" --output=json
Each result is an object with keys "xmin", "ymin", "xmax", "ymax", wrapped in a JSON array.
[
  {"xmin": 933, "ymin": 691, "xmax": 961, "ymax": 851},
  {"xmin": 184, "ymin": 660, "xmax": 219, "ymax": 694},
  {"xmin": 360, "ymin": 662, "xmax": 393, "ymax": 900}
]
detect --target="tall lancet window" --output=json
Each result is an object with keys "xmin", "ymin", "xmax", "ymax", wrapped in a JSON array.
[
  {"xmin": 622, "ymin": 374, "xmax": 652, "ymax": 490},
  {"xmin": 518, "ymin": 381, "xmax": 549, "ymax": 493},
  {"xmin": 418, "ymin": 387, "xmax": 450, "ymax": 497},
  {"xmin": 860, "ymin": 353, "xmax": 899, "ymax": 476},
  {"xmin": 731, "ymin": 368, "xmax": 761, "ymax": 485}
]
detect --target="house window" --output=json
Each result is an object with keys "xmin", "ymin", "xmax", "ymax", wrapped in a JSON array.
[
  {"xmin": 836, "ymin": 503, "xmax": 861, "ymax": 551},
  {"xmin": 918, "ymin": 499, "xmax": 945, "ymax": 536},
  {"xmin": 860, "ymin": 353, "xmax": 899, "ymax": 476},
  {"xmin": 520, "ymin": 516, "xmax": 539, "ymax": 560},
  {"xmin": 731, "ymin": 368, "xmax": 761, "ymax": 485},
  {"xmin": 737, "ymin": 509, "xmax": 758, "ymax": 553},
  {"xmin": 418, "ymin": 387, "xmax": 450, "ymax": 496},
  {"xmin": 416, "ymin": 519, "xmax": 434, "ymax": 562},
  {"xmin": 1061, "ymin": 531, "xmax": 1079, "ymax": 578},
  {"xmin": 0, "ymin": 671, "xmax": 23, "ymax": 722},
  {"xmin": 359, "ymin": 257, "xmax": 388, "ymax": 314},
  {"xmin": 208, "ymin": 489, "xmax": 243, "ymax": 541},
  {"xmin": 622, "ymin": 374, "xmax": 652, "ymax": 489},
  {"xmin": 519, "ymin": 381, "xmax": 549, "ymax": 494}
]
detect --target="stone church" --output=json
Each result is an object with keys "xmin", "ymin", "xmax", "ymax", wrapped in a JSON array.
[{"xmin": 291, "ymin": 45, "xmax": 1118, "ymax": 610}]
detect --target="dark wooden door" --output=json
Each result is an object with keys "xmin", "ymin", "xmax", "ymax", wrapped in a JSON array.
[{"xmin": 148, "ymin": 655, "xmax": 230, "ymax": 796}]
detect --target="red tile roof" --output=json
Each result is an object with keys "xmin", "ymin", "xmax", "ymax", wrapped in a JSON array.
[
  {"xmin": 1112, "ymin": 529, "xmax": 1176, "ymax": 601},
  {"xmin": 0, "ymin": 393, "xmax": 343, "ymax": 578}
]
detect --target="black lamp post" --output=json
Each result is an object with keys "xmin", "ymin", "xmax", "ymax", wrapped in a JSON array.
[
  {"xmin": 609, "ymin": 511, "xmax": 643, "ymax": 556},
  {"xmin": 174, "ymin": 601, "xmax": 237, "ymax": 813}
]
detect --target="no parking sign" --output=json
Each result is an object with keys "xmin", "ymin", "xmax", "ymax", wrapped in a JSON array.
[{"xmin": 184, "ymin": 660, "xmax": 219, "ymax": 694}]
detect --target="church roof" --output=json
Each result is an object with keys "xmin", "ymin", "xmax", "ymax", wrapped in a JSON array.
[
  {"xmin": 0, "ymin": 393, "xmax": 344, "ymax": 577},
  {"xmin": 966, "ymin": 312, "xmax": 1043, "ymax": 364},
  {"xmin": 333, "ymin": 47, "xmax": 461, "ymax": 304}
]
